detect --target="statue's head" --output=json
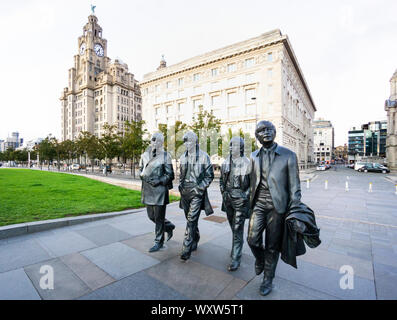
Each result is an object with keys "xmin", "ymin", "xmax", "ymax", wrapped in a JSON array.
[
  {"xmin": 183, "ymin": 131, "xmax": 198, "ymax": 153},
  {"xmin": 255, "ymin": 120, "xmax": 276, "ymax": 146},
  {"xmin": 229, "ymin": 136, "xmax": 245, "ymax": 157},
  {"xmin": 150, "ymin": 132, "xmax": 164, "ymax": 150}
]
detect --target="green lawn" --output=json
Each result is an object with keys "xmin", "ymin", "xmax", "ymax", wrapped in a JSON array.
[{"xmin": 0, "ymin": 169, "xmax": 179, "ymax": 227}]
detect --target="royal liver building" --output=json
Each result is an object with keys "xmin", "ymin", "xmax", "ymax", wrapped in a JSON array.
[
  {"xmin": 60, "ymin": 13, "xmax": 142, "ymax": 141},
  {"xmin": 385, "ymin": 69, "xmax": 397, "ymax": 171}
]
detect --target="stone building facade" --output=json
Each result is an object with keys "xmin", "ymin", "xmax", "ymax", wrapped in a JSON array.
[
  {"xmin": 60, "ymin": 14, "xmax": 142, "ymax": 141},
  {"xmin": 385, "ymin": 69, "xmax": 397, "ymax": 171},
  {"xmin": 140, "ymin": 30, "xmax": 316, "ymax": 165},
  {"xmin": 313, "ymin": 119, "xmax": 334, "ymax": 163}
]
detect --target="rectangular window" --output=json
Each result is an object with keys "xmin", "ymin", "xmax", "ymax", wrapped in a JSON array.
[
  {"xmin": 178, "ymin": 102, "xmax": 185, "ymax": 113},
  {"xmin": 178, "ymin": 78, "xmax": 184, "ymax": 86},
  {"xmin": 245, "ymin": 88, "xmax": 256, "ymax": 104},
  {"xmin": 166, "ymin": 81, "xmax": 172, "ymax": 89},
  {"xmin": 193, "ymin": 99, "xmax": 202, "ymax": 111},
  {"xmin": 211, "ymin": 95, "xmax": 221, "ymax": 107},
  {"xmin": 155, "ymin": 84, "xmax": 160, "ymax": 92},
  {"xmin": 245, "ymin": 58, "xmax": 255, "ymax": 68},
  {"xmin": 227, "ymin": 63, "xmax": 236, "ymax": 73},
  {"xmin": 267, "ymin": 68, "xmax": 273, "ymax": 79},
  {"xmin": 267, "ymin": 52, "xmax": 273, "ymax": 62},
  {"xmin": 193, "ymin": 73, "xmax": 200, "ymax": 82},
  {"xmin": 227, "ymin": 92, "xmax": 238, "ymax": 106},
  {"xmin": 267, "ymin": 85, "xmax": 273, "ymax": 98},
  {"xmin": 211, "ymin": 68, "xmax": 218, "ymax": 77}
]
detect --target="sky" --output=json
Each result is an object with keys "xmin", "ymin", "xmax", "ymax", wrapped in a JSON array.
[{"xmin": 0, "ymin": 0, "xmax": 396, "ymax": 146}]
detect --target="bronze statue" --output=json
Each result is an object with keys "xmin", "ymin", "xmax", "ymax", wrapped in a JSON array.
[
  {"xmin": 179, "ymin": 131, "xmax": 214, "ymax": 261},
  {"xmin": 247, "ymin": 120, "xmax": 320, "ymax": 296},
  {"xmin": 220, "ymin": 137, "xmax": 251, "ymax": 271},
  {"xmin": 139, "ymin": 132, "xmax": 175, "ymax": 252}
]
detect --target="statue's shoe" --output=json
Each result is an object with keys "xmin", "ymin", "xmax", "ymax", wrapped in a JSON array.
[
  {"xmin": 228, "ymin": 260, "xmax": 240, "ymax": 272},
  {"xmin": 148, "ymin": 243, "xmax": 163, "ymax": 252},
  {"xmin": 259, "ymin": 277, "xmax": 274, "ymax": 296},
  {"xmin": 166, "ymin": 227, "xmax": 174, "ymax": 242}
]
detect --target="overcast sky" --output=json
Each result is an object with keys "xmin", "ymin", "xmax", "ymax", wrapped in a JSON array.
[{"xmin": 0, "ymin": 0, "xmax": 396, "ymax": 146}]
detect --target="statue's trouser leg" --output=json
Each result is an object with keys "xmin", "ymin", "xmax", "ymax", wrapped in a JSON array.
[
  {"xmin": 182, "ymin": 195, "xmax": 202, "ymax": 257},
  {"xmin": 147, "ymin": 205, "xmax": 166, "ymax": 245},
  {"xmin": 263, "ymin": 209, "xmax": 283, "ymax": 279},
  {"xmin": 226, "ymin": 204, "xmax": 245, "ymax": 263},
  {"xmin": 164, "ymin": 218, "xmax": 175, "ymax": 234},
  {"xmin": 247, "ymin": 204, "xmax": 267, "ymax": 264}
]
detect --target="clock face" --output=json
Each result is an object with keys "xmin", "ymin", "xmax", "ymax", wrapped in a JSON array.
[
  {"xmin": 79, "ymin": 43, "xmax": 86, "ymax": 55},
  {"xmin": 94, "ymin": 43, "xmax": 104, "ymax": 57}
]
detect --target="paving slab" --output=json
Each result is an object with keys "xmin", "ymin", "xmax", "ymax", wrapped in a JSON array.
[
  {"xmin": 236, "ymin": 275, "xmax": 339, "ymax": 300},
  {"xmin": 373, "ymin": 262, "xmax": 397, "ymax": 300},
  {"xmin": 146, "ymin": 256, "xmax": 235, "ymax": 300},
  {"xmin": 60, "ymin": 253, "xmax": 115, "ymax": 291},
  {"xmin": 24, "ymin": 258, "xmax": 91, "ymax": 300},
  {"xmin": 0, "ymin": 239, "xmax": 52, "ymax": 273},
  {"xmin": 81, "ymin": 242, "xmax": 160, "ymax": 280},
  {"xmin": 297, "ymin": 248, "xmax": 374, "ymax": 280},
  {"xmin": 122, "ymin": 233, "xmax": 182, "ymax": 261},
  {"xmin": 190, "ymin": 242, "xmax": 256, "ymax": 282},
  {"xmin": 275, "ymin": 259, "xmax": 376, "ymax": 300},
  {"xmin": 215, "ymin": 278, "xmax": 247, "ymax": 300},
  {"xmin": 74, "ymin": 224, "xmax": 133, "ymax": 246},
  {"xmin": 0, "ymin": 268, "xmax": 41, "ymax": 300},
  {"xmin": 36, "ymin": 231, "xmax": 97, "ymax": 257},
  {"xmin": 79, "ymin": 271, "xmax": 187, "ymax": 300}
]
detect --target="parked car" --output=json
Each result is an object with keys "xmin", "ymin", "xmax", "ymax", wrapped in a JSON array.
[
  {"xmin": 316, "ymin": 165, "xmax": 326, "ymax": 171},
  {"xmin": 358, "ymin": 163, "xmax": 390, "ymax": 173},
  {"xmin": 354, "ymin": 162, "xmax": 368, "ymax": 171},
  {"xmin": 347, "ymin": 163, "xmax": 355, "ymax": 169},
  {"xmin": 71, "ymin": 163, "xmax": 81, "ymax": 170}
]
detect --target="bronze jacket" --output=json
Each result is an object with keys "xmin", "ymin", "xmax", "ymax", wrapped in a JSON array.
[
  {"xmin": 249, "ymin": 144, "xmax": 301, "ymax": 214},
  {"xmin": 139, "ymin": 150, "xmax": 174, "ymax": 206},
  {"xmin": 178, "ymin": 149, "xmax": 214, "ymax": 216},
  {"xmin": 219, "ymin": 156, "xmax": 251, "ymax": 213}
]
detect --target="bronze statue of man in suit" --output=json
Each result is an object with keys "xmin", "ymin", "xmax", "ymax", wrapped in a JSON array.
[
  {"xmin": 220, "ymin": 137, "xmax": 251, "ymax": 271},
  {"xmin": 179, "ymin": 131, "xmax": 214, "ymax": 261},
  {"xmin": 247, "ymin": 120, "xmax": 302, "ymax": 296},
  {"xmin": 140, "ymin": 132, "xmax": 175, "ymax": 253}
]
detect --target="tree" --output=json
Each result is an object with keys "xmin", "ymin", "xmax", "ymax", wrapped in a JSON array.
[
  {"xmin": 75, "ymin": 131, "xmax": 98, "ymax": 172},
  {"xmin": 50, "ymin": 137, "xmax": 64, "ymax": 171},
  {"xmin": 100, "ymin": 123, "xmax": 121, "ymax": 167},
  {"xmin": 37, "ymin": 137, "xmax": 56, "ymax": 170},
  {"xmin": 123, "ymin": 120, "xmax": 149, "ymax": 178},
  {"xmin": 189, "ymin": 106, "xmax": 222, "ymax": 156},
  {"xmin": 62, "ymin": 139, "xmax": 77, "ymax": 167}
]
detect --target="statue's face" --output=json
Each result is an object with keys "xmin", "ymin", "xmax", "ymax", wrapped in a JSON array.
[
  {"xmin": 150, "ymin": 134, "xmax": 163, "ymax": 150},
  {"xmin": 230, "ymin": 138, "xmax": 243, "ymax": 157},
  {"xmin": 184, "ymin": 135, "xmax": 196, "ymax": 153},
  {"xmin": 255, "ymin": 122, "xmax": 276, "ymax": 146}
]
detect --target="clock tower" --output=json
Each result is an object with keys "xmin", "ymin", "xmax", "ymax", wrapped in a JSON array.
[{"xmin": 60, "ymin": 10, "xmax": 142, "ymax": 141}]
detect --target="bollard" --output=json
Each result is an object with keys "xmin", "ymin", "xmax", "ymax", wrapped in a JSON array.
[
  {"xmin": 307, "ymin": 179, "xmax": 310, "ymax": 189},
  {"xmin": 395, "ymin": 185, "xmax": 397, "ymax": 195},
  {"xmin": 345, "ymin": 181, "xmax": 349, "ymax": 191},
  {"xmin": 325, "ymin": 180, "xmax": 328, "ymax": 190},
  {"xmin": 369, "ymin": 182, "xmax": 372, "ymax": 193}
]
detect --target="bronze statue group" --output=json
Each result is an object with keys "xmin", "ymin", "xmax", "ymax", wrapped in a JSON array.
[{"xmin": 139, "ymin": 120, "xmax": 321, "ymax": 297}]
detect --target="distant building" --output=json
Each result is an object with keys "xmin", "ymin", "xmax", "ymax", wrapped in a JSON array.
[
  {"xmin": 60, "ymin": 12, "xmax": 142, "ymax": 141},
  {"xmin": 348, "ymin": 121, "xmax": 387, "ymax": 162},
  {"xmin": 334, "ymin": 144, "xmax": 348, "ymax": 162},
  {"xmin": 140, "ymin": 29, "xmax": 316, "ymax": 166},
  {"xmin": 0, "ymin": 132, "xmax": 23, "ymax": 152},
  {"xmin": 24, "ymin": 138, "xmax": 44, "ymax": 151},
  {"xmin": 312, "ymin": 119, "xmax": 334, "ymax": 163},
  {"xmin": 385, "ymin": 69, "xmax": 397, "ymax": 171}
]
